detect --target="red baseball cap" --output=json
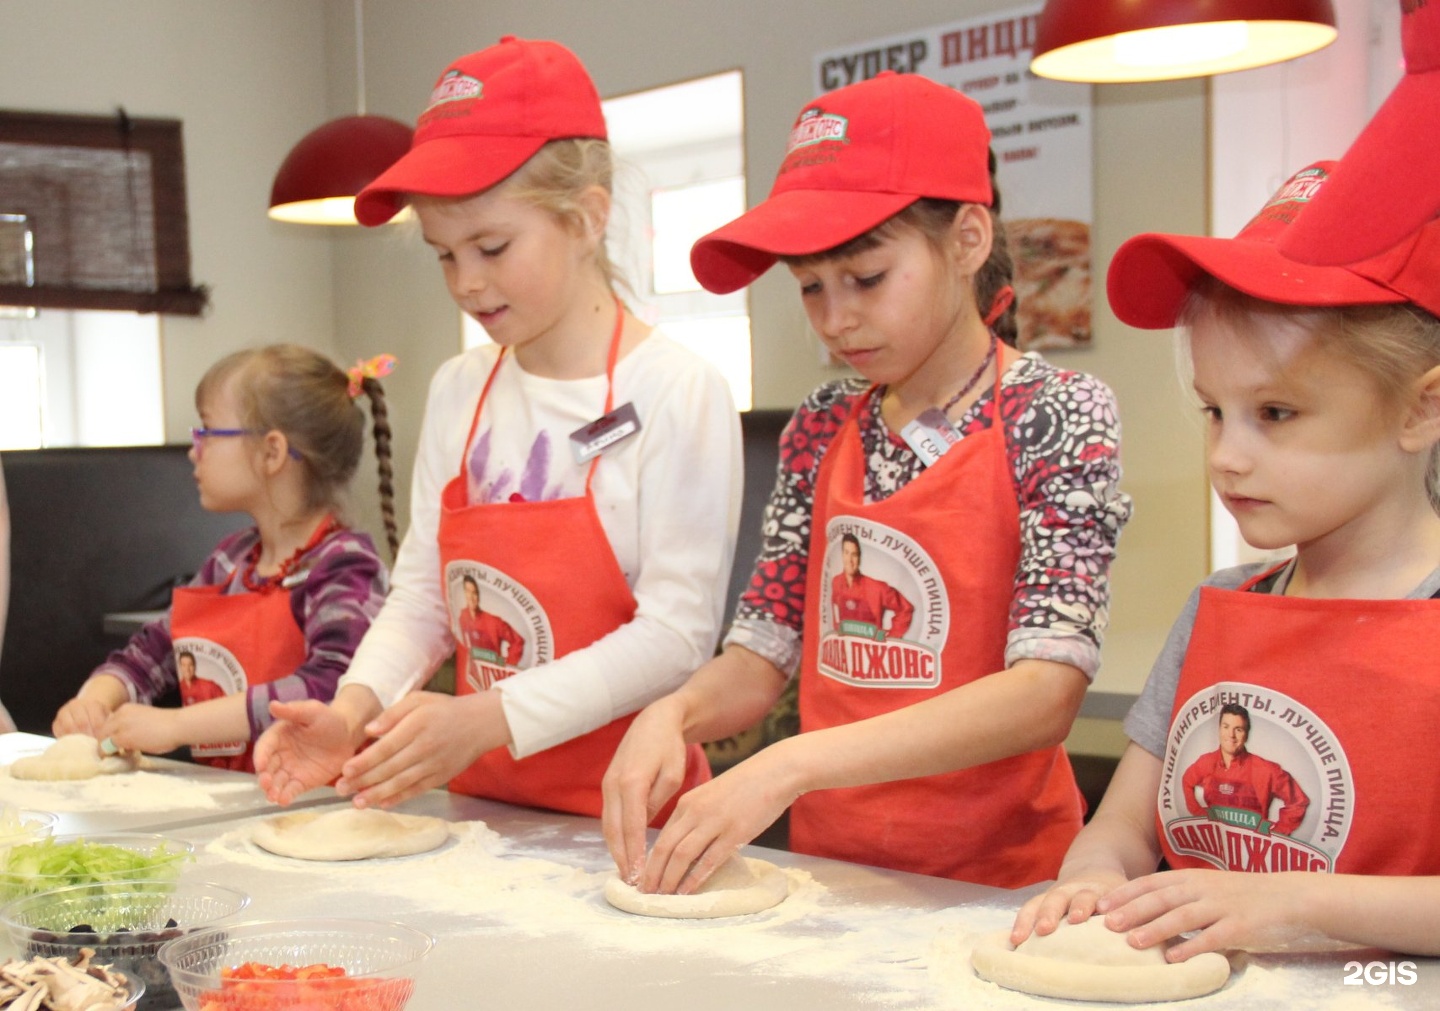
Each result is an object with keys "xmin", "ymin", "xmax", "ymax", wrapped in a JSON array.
[
  {"xmin": 689, "ymin": 71, "xmax": 992, "ymax": 295},
  {"xmin": 355, "ymin": 36, "xmax": 607, "ymax": 227},
  {"xmin": 1279, "ymin": 0, "xmax": 1440, "ymax": 264},
  {"xmin": 1108, "ymin": 161, "xmax": 1440, "ymax": 328}
]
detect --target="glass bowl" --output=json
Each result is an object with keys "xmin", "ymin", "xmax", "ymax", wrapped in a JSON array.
[
  {"xmin": 0, "ymin": 879, "xmax": 249, "ymax": 1011},
  {"xmin": 0, "ymin": 833, "xmax": 194, "ymax": 903},
  {"xmin": 0, "ymin": 950, "xmax": 146, "ymax": 1009},
  {"xmin": 0, "ymin": 807, "xmax": 58, "ymax": 850},
  {"xmin": 159, "ymin": 918, "xmax": 434, "ymax": 1011}
]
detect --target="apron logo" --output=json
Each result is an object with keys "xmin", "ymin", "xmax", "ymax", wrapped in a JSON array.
[
  {"xmin": 1159, "ymin": 683, "xmax": 1353, "ymax": 873},
  {"xmin": 445, "ymin": 561, "xmax": 554, "ymax": 691},
  {"xmin": 173, "ymin": 637, "xmax": 247, "ymax": 758},
  {"xmin": 816, "ymin": 519, "xmax": 947, "ymax": 688}
]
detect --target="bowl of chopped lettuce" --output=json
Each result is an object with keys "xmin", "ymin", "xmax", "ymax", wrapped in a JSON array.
[
  {"xmin": 1, "ymin": 879, "xmax": 248, "ymax": 1011},
  {"xmin": 0, "ymin": 833, "xmax": 194, "ymax": 904}
]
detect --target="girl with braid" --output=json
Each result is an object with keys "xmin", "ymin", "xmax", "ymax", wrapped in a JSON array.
[
  {"xmin": 53, "ymin": 344, "xmax": 394, "ymax": 773},
  {"xmin": 603, "ymin": 71, "xmax": 1131, "ymax": 892}
]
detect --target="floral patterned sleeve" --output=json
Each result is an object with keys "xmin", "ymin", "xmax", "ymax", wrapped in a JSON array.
[
  {"xmin": 725, "ymin": 379, "xmax": 867, "ymax": 676},
  {"xmin": 994, "ymin": 357, "xmax": 1132, "ymax": 677},
  {"xmin": 725, "ymin": 356, "xmax": 1131, "ymax": 680}
]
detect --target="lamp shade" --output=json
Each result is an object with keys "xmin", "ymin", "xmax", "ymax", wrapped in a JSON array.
[
  {"xmin": 268, "ymin": 115, "xmax": 413, "ymax": 225},
  {"xmin": 1031, "ymin": 0, "xmax": 1338, "ymax": 83}
]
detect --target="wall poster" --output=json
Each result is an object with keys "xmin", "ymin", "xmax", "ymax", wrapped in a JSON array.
[{"xmin": 814, "ymin": 5, "xmax": 1095, "ymax": 350}]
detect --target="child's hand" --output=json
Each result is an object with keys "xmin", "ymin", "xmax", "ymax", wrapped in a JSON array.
[
  {"xmin": 1011, "ymin": 870, "xmax": 1130, "ymax": 946},
  {"xmin": 637, "ymin": 746, "xmax": 797, "ymax": 896},
  {"xmin": 255, "ymin": 699, "xmax": 357, "ymax": 805},
  {"xmin": 600, "ymin": 696, "xmax": 691, "ymax": 884},
  {"xmin": 336, "ymin": 691, "xmax": 509, "ymax": 809},
  {"xmin": 53, "ymin": 698, "xmax": 115, "ymax": 739},
  {"xmin": 1096, "ymin": 869, "xmax": 1312, "ymax": 959},
  {"xmin": 101, "ymin": 704, "xmax": 182, "ymax": 755}
]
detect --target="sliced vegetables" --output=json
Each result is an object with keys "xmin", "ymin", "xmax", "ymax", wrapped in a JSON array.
[
  {"xmin": 0, "ymin": 839, "xmax": 189, "ymax": 902},
  {"xmin": 197, "ymin": 962, "xmax": 414, "ymax": 1011},
  {"xmin": 0, "ymin": 949, "xmax": 133, "ymax": 1010}
]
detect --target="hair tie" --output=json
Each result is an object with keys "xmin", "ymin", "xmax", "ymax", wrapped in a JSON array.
[
  {"xmin": 347, "ymin": 354, "xmax": 397, "ymax": 398},
  {"xmin": 982, "ymin": 285, "xmax": 1015, "ymax": 328}
]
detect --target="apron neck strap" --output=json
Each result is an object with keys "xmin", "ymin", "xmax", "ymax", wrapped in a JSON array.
[{"xmin": 459, "ymin": 296, "xmax": 627, "ymax": 489}]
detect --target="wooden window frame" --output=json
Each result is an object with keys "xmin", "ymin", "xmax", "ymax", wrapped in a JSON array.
[{"xmin": 0, "ymin": 109, "xmax": 207, "ymax": 315}]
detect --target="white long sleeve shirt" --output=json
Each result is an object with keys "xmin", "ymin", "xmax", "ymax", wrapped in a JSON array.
[{"xmin": 339, "ymin": 333, "xmax": 742, "ymax": 758}]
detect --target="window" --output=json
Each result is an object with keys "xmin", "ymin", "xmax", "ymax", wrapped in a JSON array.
[
  {"xmin": 0, "ymin": 109, "xmax": 206, "ymax": 315},
  {"xmin": 0, "ymin": 310, "xmax": 163, "ymax": 450},
  {"xmin": 461, "ymin": 71, "xmax": 752, "ymax": 409}
]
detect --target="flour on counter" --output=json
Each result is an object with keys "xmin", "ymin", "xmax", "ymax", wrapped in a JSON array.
[
  {"xmin": 201, "ymin": 821, "xmax": 1417, "ymax": 1010},
  {"xmin": 0, "ymin": 768, "xmax": 257, "ymax": 812}
]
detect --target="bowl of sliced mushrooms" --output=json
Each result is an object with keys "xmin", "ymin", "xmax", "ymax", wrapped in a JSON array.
[{"xmin": 0, "ymin": 948, "xmax": 142, "ymax": 1009}]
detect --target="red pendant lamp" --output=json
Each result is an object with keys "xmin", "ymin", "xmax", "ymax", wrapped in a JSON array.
[
  {"xmin": 1031, "ymin": 0, "xmax": 1339, "ymax": 83},
  {"xmin": 268, "ymin": 0, "xmax": 412, "ymax": 225}
]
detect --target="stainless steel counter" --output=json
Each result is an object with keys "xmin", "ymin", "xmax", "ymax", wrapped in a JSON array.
[{"xmin": 3, "ymin": 732, "xmax": 1438, "ymax": 1010}]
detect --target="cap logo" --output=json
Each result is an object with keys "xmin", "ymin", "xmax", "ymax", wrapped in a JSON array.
[
  {"xmin": 428, "ymin": 70, "xmax": 483, "ymax": 110},
  {"xmin": 787, "ymin": 108, "xmax": 849, "ymax": 154},
  {"xmin": 1246, "ymin": 165, "xmax": 1329, "ymax": 231}
]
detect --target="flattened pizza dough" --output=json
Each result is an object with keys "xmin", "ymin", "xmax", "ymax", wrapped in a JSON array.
[
  {"xmin": 604, "ymin": 855, "xmax": 789, "ymax": 919},
  {"xmin": 251, "ymin": 808, "xmax": 451, "ymax": 861},
  {"xmin": 971, "ymin": 916, "xmax": 1231, "ymax": 1003},
  {"xmin": 9, "ymin": 735, "xmax": 142, "ymax": 781}
]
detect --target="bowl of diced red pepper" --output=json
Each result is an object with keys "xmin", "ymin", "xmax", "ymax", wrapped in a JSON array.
[{"xmin": 157, "ymin": 918, "xmax": 433, "ymax": 1011}]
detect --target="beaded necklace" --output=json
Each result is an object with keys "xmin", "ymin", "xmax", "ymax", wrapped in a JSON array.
[
  {"xmin": 242, "ymin": 515, "xmax": 340, "ymax": 592},
  {"xmin": 940, "ymin": 336, "xmax": 999, "ymax": 415}
]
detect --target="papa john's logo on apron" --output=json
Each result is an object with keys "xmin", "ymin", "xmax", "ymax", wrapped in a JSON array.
[
  {"xmin": 816, "ymin": 518, "xmax": 948, "ymax": 688},
  {"xmin": 445, "ymin": 561, "xmax": 554, "ymax": 691},
  {"xmin": 1159, "ymin": 682, "xmax": 1354, "ymax": 873},
  {"xmin": 173, "ymin": 637, "xmax": 247, "ymax": 757}
]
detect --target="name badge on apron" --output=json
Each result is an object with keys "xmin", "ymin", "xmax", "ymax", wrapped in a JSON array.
[
  {"xmin": 569, "ymin": 401, "xmax": 642, "ymax": 464},
  {"xmin": 899, "ymin": 408, "xmax": 961, "ymax": 467}
]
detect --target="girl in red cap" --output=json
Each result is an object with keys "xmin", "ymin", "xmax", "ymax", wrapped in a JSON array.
[
  {"xmin": 52, "ymin": 344, "xmax": 394, "ymax": 773},
  {"xmin": 1013, "ymin": 162, "xmax": 1440, "ymax": 959},
  {"xmin": 256, "ymin": 37, "xmax": 740, "ymax": 819},
  {"xmin": 603, "ymin": 70, "xmax": 1131, "ymax": 890}
]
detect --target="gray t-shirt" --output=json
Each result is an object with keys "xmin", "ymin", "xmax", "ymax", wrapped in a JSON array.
[{"xmin": 1122, "ymin": 560, "xmax": 1440, "ymax": 756}]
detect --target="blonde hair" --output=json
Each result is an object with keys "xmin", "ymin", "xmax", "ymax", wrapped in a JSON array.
[
  {"xmin": 1178, "ymin": 279, "xmax": 1440, "ymax": 511},
  {"xmin": 779, "ymin": 151, "xmax": 1018, "ymax": 346},
  {"xmin": 195, "ymin": 345, "xmax": 398, "ymax": 557}
]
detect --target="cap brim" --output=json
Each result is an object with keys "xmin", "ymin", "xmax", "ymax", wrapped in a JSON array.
[
  {"xmin": 690, "ymin": 189, "xmax": 917, "ymax": 294},
  {"xmin": 1107, "ymin": 233, "xmax": 1407, "ymax": 330},
  {"xmin": 354, "ymin": 135, "xmax": 548, "ymax": 226},
  {"xmin": 1279, "ymin": 71, "xmax": 1440, "ymax": 265}
]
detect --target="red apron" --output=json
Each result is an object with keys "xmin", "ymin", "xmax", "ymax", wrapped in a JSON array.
[
  {"xmin": 171, "ymin": 582, "xmax": 305, "ymax": 772},
  {"xmin": 438, "ymin": 309, "xmax": 709, "ymax": 818},
  {"xmin": 1157, "ymin": 566, "xmax": 1440, "ymax": 875},
  {"xmin": 792, "ymin": 371, "xmax": 1084, "ymax": 885}
]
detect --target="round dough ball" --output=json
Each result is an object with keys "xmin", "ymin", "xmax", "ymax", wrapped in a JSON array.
[
  {"xmin": 12, "ymin": 735, "xmax": 103, "ymax": 781},
  {"xmin": 604, "ymin": 856, "xmax": 789, "ymax": 919},
  {"xmin": 251, "ymin": 807, "xmax": 451, "ymax": 861},
  {"xmin": 971, "ymin": 916, "xmax": 1231, "ymax": 1003}
]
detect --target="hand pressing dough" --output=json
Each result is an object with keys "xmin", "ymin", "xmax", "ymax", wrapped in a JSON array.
[
  {"xmin": 9, "ymin": 735, "xmax": 142, "ymax": 781},
  {"xmin": 604, "ymin": 855, "xmax": 789, "ymax": 919},
  {"xmin": 971, "ymin": 916, "xmax": 1231, "ymax": 1003},
  {"xmin": 251, "ymin": 807, "xmax": 451, "ymax": 861}
]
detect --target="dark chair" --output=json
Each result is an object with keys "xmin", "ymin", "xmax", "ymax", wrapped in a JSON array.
[{"xmin": 0, "ymin": 446, "xmax": 248, "ymax": 734}]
